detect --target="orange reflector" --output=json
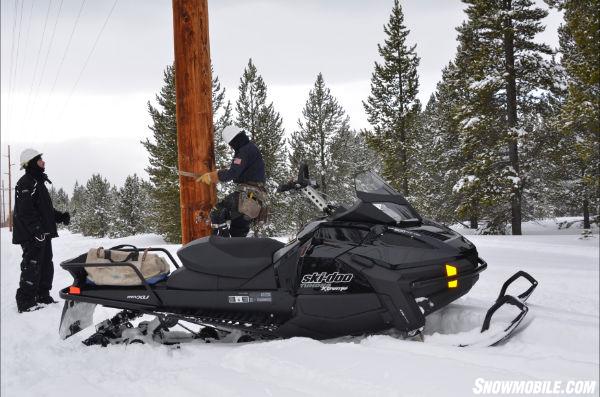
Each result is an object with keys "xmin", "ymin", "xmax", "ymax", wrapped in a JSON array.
[
  {"xmin": 445, "ymin": 264, "xmax": 458, "ymax": 288},
  {"xmin": 69, "ymin": 286, "xmax": 80, "ymax": 294}
]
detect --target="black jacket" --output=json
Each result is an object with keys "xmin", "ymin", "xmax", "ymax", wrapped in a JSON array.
[
  {"xmin": 217, "ymin": 133, "xmax": 266, "ymax": 184},
  {"xmin": 12, "ymin": 170, "xmax": 63, "ymax": 244}
]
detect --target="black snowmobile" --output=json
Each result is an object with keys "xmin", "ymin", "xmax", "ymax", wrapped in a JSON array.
[{"xmin": 59, "ymin": 164, "xmax": 537, "ymax": 346}]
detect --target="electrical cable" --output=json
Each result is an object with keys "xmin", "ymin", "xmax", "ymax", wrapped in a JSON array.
[
  {"xmin": 21, "ymin": 0, "xmax": 53, "ymax": 138},
  {"xmin": 6, "ymin": 0, "xmax": 24, "ymax": 145},
  {"xmin": 57, "ymin": 0, "xmax": 119, "ymax": 121},
  {"xmin": 31, "ymin": 0, "xmax": 64, "ymax": 109},
  {"xmin": 41, "ymin": 0, "xmax": 86, "ymax": 120}
]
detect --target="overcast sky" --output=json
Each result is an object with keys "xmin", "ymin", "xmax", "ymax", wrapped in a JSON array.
[{"xmin": 0, "ymin": 0, "xmax": 562, "ymax": 199}]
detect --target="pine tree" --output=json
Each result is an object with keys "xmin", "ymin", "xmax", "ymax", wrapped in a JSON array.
[
  {"xmin": 457, "ymin": 0, "xmax": 554, "ymax": 234},
  {"xmin": 447, "ymin": 19, "xmax": 510, "ymax": 232},
  {"xmin": 68, "ymin": 181, "xmax": 86, "ymax": 234},
  {"xmin": 411, "ymin": 88, "xmax": 463, "ymax": 225},
  {"xmin": 235, "ymin": 59, "xmax": 287, "ymax": 236},
  {"xmin": 49, "ymin": 186, "xmax": 69, "ymax": 213},
  {"xmin": 328, "ymin": 129, "xmax": 381, "ymax": 204},
  {"xmin": 48, "ymin": 186, "xmax": 70, "ymax": 229},
  {"xmin": 212, "ymin": 70, "xmax": 234, "ymax": 174},
  {"xmin": 285, "ymin": 73, "xmax": 352, "ymax": 231},
  {"xmin": 79, "ymin": 174, "xmax": 113, "ymax": 237},
  {"xmin": 290, "ymin": 73, "xmax": 350, "ymax": 194},
  {"xmin": 142, "ymin": 65, "xmax": 180, "ymax": 242},
  {"xmin": 142, "ymin": 65, "xmax": 233, "ymax": 242},
  {"xmin": 363, "ymin": 0, "xmax": 421, "ymax": 195},
  {"xmin": 111, "ymin": 174, "xmax": 152, "ymax": 237},
  {"xmin": 546, "ymin": 0, "xmax": 599, "ymax": 229}
]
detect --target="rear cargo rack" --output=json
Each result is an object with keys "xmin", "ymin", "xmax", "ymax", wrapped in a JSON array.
[{"xmin": 60, "ymin": 245, "xmax": 180, "ymax": 305}]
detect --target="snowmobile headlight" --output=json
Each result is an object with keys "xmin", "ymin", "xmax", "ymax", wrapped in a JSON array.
[{"xmin": 445, "ymin": 264, "xmax": 458, "ymax": 288}]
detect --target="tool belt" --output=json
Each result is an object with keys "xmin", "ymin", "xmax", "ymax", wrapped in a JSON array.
[{"xmin": 236, "ymin": 183, "xmax": 268, "ymax": 222}]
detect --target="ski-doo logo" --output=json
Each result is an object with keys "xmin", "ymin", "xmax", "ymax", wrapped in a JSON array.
[
  {"xmin": 126, "ymin": 295, "xmax": 150, "ymax": 300},
  {"xmin": 300, "ymin": 272, "xmax": 354, "ymax": 292}
]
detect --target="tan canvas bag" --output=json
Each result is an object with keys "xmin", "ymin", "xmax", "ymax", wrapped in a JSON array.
[{"xmin": 85, "ymin": 247, "xmax": 170, "ymax": 286}]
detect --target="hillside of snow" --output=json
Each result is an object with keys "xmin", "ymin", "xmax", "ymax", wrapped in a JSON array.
[{"xmin": 1, "ymin": 219, "xmax": 598, "ymax": 397}]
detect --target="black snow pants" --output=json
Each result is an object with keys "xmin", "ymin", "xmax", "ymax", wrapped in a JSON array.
[
  {"xmin": 210, "ymin": 191, "xmax": 251, "ymax": 237},
  {"xmin": 16, "ymin": 238, "xmax": 54, "ymax": 307}
]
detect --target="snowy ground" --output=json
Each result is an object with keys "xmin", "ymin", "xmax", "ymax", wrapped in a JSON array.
[{"xmin": 1, "ymin": 219, "xmax": 598, "ymax": 397}]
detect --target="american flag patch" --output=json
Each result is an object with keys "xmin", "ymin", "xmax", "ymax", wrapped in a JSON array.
[{"xmin": 234, "ymin": 158, "xmax": 242, "ymax": 165}]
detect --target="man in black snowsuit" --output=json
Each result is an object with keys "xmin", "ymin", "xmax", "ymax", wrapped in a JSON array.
[
  {"xmin": 12, "ymin": 149, "xmax": 70, "ymax": 313},
  {"xmin": 197, "ymin": 127, "xmax": 266, "ymax": 237}
]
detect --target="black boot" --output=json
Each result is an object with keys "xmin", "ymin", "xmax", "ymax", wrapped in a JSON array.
[
  {"xmin": 37, "ymin": 294, "xmax": 58, "ymax": 304},
  {"xmin": 18, "ymin": 300, "xmax": 43, "ymax": 313}
]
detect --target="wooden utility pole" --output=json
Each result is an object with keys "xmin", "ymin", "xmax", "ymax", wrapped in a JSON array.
[
  {"xmin": 172, "ymin": 0, "xmax": 216, "ymax": 244},
  {"xmin": 5, "ymin": 145, "xmax": 14, "ymax": 231}
]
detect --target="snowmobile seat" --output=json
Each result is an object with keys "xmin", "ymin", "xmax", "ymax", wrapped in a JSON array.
[{"xmin": 177, "ymin": 236, "xmax": 285, "ymax": 278}]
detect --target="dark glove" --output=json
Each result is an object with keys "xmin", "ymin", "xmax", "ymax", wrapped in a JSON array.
[
  {"xmin": 62, "ymin": 211, "xmax": 71, "ymax": 226},
  {"xmin": 277, "ymin": 180, "xmax": 297, "ymax": 193}
]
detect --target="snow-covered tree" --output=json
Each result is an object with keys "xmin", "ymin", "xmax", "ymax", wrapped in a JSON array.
[
  {"xmin": 48, "ymin": 186, "xmax": 70, "ymax": 229},
  {"xmin": 286, "ymin": 73, "xmax": 352, "ymax": 231},
  {"xmin": 235, "ymin": 59, "xmax": 287, "ymax": 236},
  {"xmin": 212, "ymin": 69, "xmax": 234, "ymax": 176},
  {"xmin": 290, "ymin": 73, "xmax": 351, "ymax": 194},
  {"xmin": 68, "ymin": 181, "xmax": 86, "ymax": 234},
  {"xmin": 411, "ymin": 88, "xmax": 464, "ymax": 225},
  {"xmin": 546, "ymin": 0, "xmax": 599, "ymax": 229},
  {"xmin": 455, "ymin": 0, "xmax": 554, "ymax": 234},
  {"xmin": 49, "ymin": 186, "xmax": 69, "ymax": 213},
  {"xmin": 79, "ymin": 174, "xmax": 114, "ymax": 237},
  {"xmin": 110, "ymin": 174, "xmax": 152, "ymax": 237},
  {"xmin": 363, "ymin": 0, "xmax": 421, "ymax": 195}
]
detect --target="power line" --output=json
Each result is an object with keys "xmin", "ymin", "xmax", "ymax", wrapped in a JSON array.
[
  {"xmin": 16, "ymin": 0, "xmax": 35, "ymax": 81},
  {"xmin": 59, "ymin": 0, "xmax": 119, "ymax": 120},
  {"xmin": 6, "ymin": 0, "xmax": 24, "ymax": 145},
  {"xmin": 22, "ymin": 0, "xmax": 53, "ymax": 133},
  {"xmin": 31, "ymin": 0, "xmax": 63, "ymax": 110},
  {"xmin": 42, "ymin": 0, "xmax": 86, "ymax": 120}
]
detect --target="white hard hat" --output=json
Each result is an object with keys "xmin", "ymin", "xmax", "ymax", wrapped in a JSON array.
[
  {"xmin": 20, "ymin": 148, "xmax": 42, "ymax": 169},
  {"xmin": 222, "ymin": 125, "xmax": 242, "ymax": 144}
]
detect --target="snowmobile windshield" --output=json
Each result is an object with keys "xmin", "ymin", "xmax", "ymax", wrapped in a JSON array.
[
  {"xmin": 355, "ymin": 171, "xmax": 399, "ymax": 196},
  {"xmin": 354, "ymin": 171, "xmax": 421, "ymax": 223}
]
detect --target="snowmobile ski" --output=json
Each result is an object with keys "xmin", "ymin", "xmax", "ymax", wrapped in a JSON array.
[{"xmin": 457, "ymin": 271, "xmax": 538, "ymax": 347}]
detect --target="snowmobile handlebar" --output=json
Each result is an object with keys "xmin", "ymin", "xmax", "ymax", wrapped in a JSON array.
[{"xmin": 277, "ymin": 162, "xmax": 319, "ymax": 193}]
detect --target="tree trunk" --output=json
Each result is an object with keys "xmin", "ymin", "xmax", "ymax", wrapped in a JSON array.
[
  {"xmin": 503, "ymin": 0, "xmax": 522, "ymax": 235},
  {"xmin": 397, "ymin": 55, "xmax": 409, "ymax": 197},
  {"xmin": 399, "ymin": 128, "xmax": 409, "ymax": 196},
  {"xmin": 583, "ymin": 197, "xmax": 590, "ymax": 229},
  {"xmin": 469, "ymin": 202, "xmax": 478, "ymax": 229},
  {"xmin": 320, "ymin": 127, "xmax": 327, "ymax": 195}
]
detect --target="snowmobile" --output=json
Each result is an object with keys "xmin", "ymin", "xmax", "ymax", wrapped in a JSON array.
[{"xmin": 58, "ymin": 164, "xmax": 537, "ymax": 347}]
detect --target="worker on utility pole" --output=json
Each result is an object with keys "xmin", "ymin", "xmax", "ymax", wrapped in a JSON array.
[
  {"xmin": 12, "ymin": 149, "xmax": 70, "ymax": 313},
  {"xmin": 197, "ymin": 126, "xmax": 267, "ymax": 237}
]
